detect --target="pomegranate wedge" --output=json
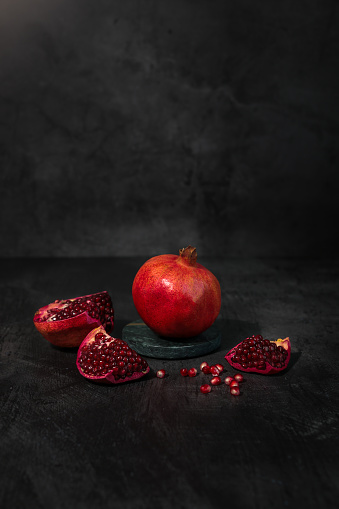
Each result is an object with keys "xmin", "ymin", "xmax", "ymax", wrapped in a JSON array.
[
  {"xmin": 225, "ymin": 335, "xmax": 291, "ymax": 374},
  {"xmin": 33, "ymin": 291, "xmax": 114, "ymax": 348},
  {"xmin": 77, "ymin": 326, "xmax": 150, "ymax": 384}
]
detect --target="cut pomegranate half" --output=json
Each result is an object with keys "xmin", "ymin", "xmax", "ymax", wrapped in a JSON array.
[
  {"xmin": 77, "ymin": 326, "xmax": 150, "ymax": 384},
  {"xmin": 225, "ymin": 335, "xmax": 291, "ymax": 374},
  {"xmin": 33, "ymin": 291, "xmax": 114, "ymax": 347}
]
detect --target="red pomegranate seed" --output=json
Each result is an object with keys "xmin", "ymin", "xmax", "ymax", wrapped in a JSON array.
[
  {"xmin": 230, "ymin": 380, "xmax": 239, "ymax": 388},
  {"xmin": 200, "ymin": 384, "xmax": 211, "ymax": 394},
  {"xmin": 230, "ymin": 386, "xmax": 240, "ymax": 396},
  {"xmin": 202, "ymin": 365, "xmax": 211, "ymax": 374},
  {"xmin": 215, "ymin": 363, "xmax": 224, "ymax": 373},
  {"xmin": 225, "ymin": 376, "xmax": 233, "ymax": 385},
  {"xmin": 234, "ymin": 373, "xmax": 244, "ymax": 382},
  {"xmin": 180, "ymin": 368, "xmax": 188, "ymax": 377},
  {"xmin": 200, "ymin": 361, "xmax": 209, "ymax": 371},
  {"xmin": 188, "ymin": 368, "xmax": 197, "ymax": 377},
  {"xmin": 211, "ymin": 376, "xmax": 221, "ymax": 386},
  {"xmin": 156, "ymin": 369, "xmax": 166, "ymax": 378},
  {"xmin": 210, "ymin": 365, "xmax": 220, "ymax": 376}
]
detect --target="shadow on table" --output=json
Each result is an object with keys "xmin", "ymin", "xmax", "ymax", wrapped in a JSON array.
[{"xmin": 216, "ymin": 318, "xmax": 260, "ymax": 352}]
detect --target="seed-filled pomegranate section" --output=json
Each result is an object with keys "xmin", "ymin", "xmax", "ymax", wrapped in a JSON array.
[
  {"xmin": 33, "ymin": 291, "xmax": 114, "ymax": 347},
  {"xmin": 225, "ymin": 335, "xmax": 291, "ymax": 374},
  {"xmin": 77, "ymin": 326, "xmax": 149, "ymax": 384}
]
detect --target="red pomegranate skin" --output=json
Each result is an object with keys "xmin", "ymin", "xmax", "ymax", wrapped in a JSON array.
[{"xmin": 132, "ymin": 246, "xmax": 221, "ymax": 338}]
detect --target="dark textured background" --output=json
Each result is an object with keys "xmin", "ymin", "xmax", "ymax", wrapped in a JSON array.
[{"xmin": 0, "ymin": 0, "xmax": 338, "ymax": 257}]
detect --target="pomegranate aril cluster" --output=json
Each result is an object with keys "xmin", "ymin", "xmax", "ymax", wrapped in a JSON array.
[
  {"xmin": 78, "ymin": 332, "xmax": 148, "ymax": 379},
  {"xmin": 231, "ymin": 334, "xmax": 288, "ymax": 370},
  {"xmin": 45, "ymin": 293, "xmax": 114, "ymax": 331}
]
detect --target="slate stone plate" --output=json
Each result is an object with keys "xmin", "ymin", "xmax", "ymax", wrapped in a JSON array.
[{"xmin": 122, "ymin": 320, "xmax": 221, "ymax": 359}]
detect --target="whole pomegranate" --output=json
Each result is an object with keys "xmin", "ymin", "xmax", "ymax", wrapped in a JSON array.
[
  {"xmin": 33, "ymin": 291, "xmax": 114, "ymax": 348},
  {"xmin": 132, "ymin": 246, "xmax": 221, "ymax": 338}
]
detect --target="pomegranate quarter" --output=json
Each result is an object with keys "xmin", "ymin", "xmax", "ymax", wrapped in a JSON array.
[
  {"xmin": 225, "ymin": 335, "xmax": 291, "ymax": 374},
  {"xmin": 77, "ymin": 326, "xmax": 150, "ymax": 384},
  {"xmin": 132, "ymin": 246, "xmax": 221, "ymax": 338},
  {"xmin": 33, "ymin": 291, "xmax": 114, "ymax": 348}
]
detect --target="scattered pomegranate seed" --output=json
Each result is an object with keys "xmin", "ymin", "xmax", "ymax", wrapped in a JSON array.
[
  {"xmin": 230, "ymin": 386, "xmax": 240, "ymax": 396},
  {"xmin": 188, "ymin": 368, "xmax": 197, "ymax": 377},
  {"xmin": 230, "ymin": 380, "xmax": 239, "ymax": 388},
  {"xmin": 215, "ymin": 363, "xmax": 224, "ymax": 373},
  {"xmin": 210, "ymin": 365, "xmax": 220, "ymax": 376},
  {"xmin": 200, "ymin": 361, "xmax": 209, "ymax": 371},
  {"xmin": 156, "ymin": 369, "xmax": 166, "ymax": 378},
  {"xmin": 234, "ymin": 373, "xmax": 244, "ymax": 382},
  {"xmin": 202, "ymin": 365, "xmax": 211, "ymax": 374},
  {"xmin": 200, "ymin": 384, "xmax": 211, "ymax": 394},
  {"xmin": 180, "ymin": 368, "xmax": 188, "ymax": 377},
  {"xmin": 225, "ymin": 376, "xmax": 233, "ymax": 385},
  {"xmin": 211, "ymin": 376, "xmax": 222, "ymax": 386}
]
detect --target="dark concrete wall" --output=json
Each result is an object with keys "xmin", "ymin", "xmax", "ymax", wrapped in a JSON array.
[{"xmin": 0, "ymin": 0, "xmax": 338, "ymax": 257}]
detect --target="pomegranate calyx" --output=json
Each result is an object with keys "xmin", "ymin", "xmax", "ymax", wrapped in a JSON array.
[{"xmin": 178, "ymin": 245, "xmax": 197, "ymax": 266}]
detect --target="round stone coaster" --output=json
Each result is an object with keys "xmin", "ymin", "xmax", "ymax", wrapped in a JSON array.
[{"xmin": 122, "ymin": 320, "xmax": 221, "ymax": 359}]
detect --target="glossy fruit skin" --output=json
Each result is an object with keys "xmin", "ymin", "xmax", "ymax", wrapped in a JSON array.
[
  {"xmin": 76, "ymin": 326, "xmax": 149, "ymax": 384},
  {"xmin": 225, "ymin": 337, "xmax": 291, "ymax": 375},
  {"xmin": 33, "ymin": 291, "xmax": 114, "ymax": 348},
  {"xmin": 132, "ymin": 246, "xmax": 221, "ymax": 338}
]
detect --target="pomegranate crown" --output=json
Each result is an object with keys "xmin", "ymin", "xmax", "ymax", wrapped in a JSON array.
[{"xmin": 179, "ymin": 245, "xmax": 197, "ymax": 265}]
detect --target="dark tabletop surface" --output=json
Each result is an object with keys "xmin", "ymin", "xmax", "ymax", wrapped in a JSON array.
[{"xmin": 0, "ymin": 257, "xmax": 338, "ymax": 509}]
